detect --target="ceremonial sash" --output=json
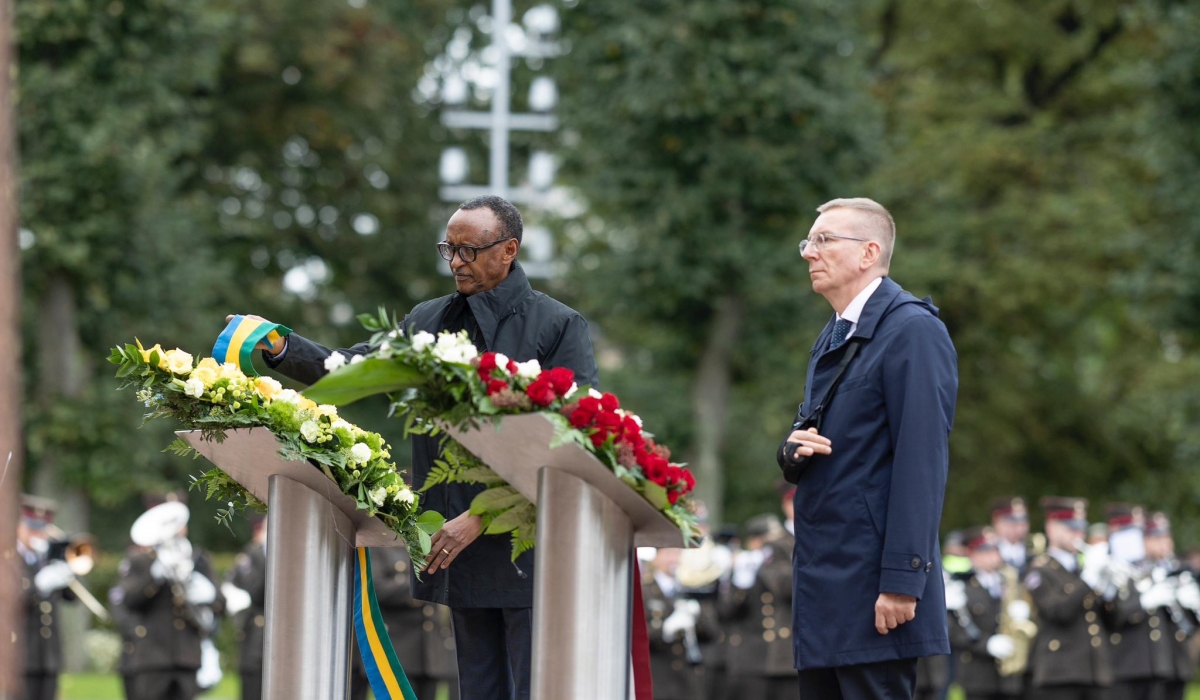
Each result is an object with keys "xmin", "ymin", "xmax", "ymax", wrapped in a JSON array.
[
  {"xmin": 354, "ymin": 547, "xmax": 419, "ymax": 700},
  {"xmin": 212, "ymin": 316, "xmax": 291, "ymax": 376}
]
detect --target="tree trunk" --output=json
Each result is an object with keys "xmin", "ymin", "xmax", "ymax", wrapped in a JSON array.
[
  {"xmin": 0, "ymin": 0, "xmax": 23, "ymax": 691},
  {"xmin": 688, "ymin": 295, "xmax": 743, "ymax": 527},
  {"xmin": 32, "ymin": 274, "xmax": 92, "ymax": 671}
]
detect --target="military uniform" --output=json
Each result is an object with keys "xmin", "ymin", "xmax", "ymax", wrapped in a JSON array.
[
  {"xmin": 643, "ymin": 572, "xmax": 718, "ymax": 700},
  {"xmin": 949, "ymin": 573, "xmax": 1025, "ymax": 700},
  {"xmin": 719, "ymin": 538, "xmax": 796, "ymax": 700},
  {"xmin": 914, "ymin": 655, "xmax": 950, "ymax": 700},
  {"xmin": 1107, "ymin": 565, "xmax": 1196, "ymax": 700},
  {"xmin": 116, "ymin": 547, "xmax": 223, "ymax": 700},
  {"xmin": 1024, "ymin": 553, "xmax": 1117, "ymax": 700},
  {"xmin": 351, "ymin": 547, "xmax": 458, "ymax": 700},
  {"xmin": 228, "ymin": 542, "xmax": 268, "ymax": 700},
  {"xmin": 18, "ymin": 550, "xmax": 71, "ymax": 700}
]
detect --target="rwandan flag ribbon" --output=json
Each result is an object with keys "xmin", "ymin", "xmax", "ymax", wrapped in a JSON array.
[
  {"xmin": 211, "ymin": 315, "xmax": 291, "ymax": 377},
  {"xmin": 354, "ymin": 547, "xmax": 419, "ymax": 700}
]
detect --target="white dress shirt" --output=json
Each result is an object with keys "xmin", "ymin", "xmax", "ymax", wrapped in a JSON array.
[{"xmin": 836, "ymin": 276, "xmax": 884, "ymax": 340}]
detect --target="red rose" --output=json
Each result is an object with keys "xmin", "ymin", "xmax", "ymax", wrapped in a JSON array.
[
  {"xmin": 666, "ymin": 466, "xmax": 682, "ymax": 487},
  {"xmin": 577, "ymin": 396, "xmax": 602, "ymax": 413},
  {"xmin": 681, "ymin": 469, "xmax": 696, "ymax": 492},
  {"xmin": 477, "ymin": 352, "xmax": 499, "ymax": 382},
  {"xmin": 486, "ymin": 379, "xmax": 508, "ymax": 396},
  {"xmin": 545, "ymin": 367, "xmax": 575, "ymax": 396},
  {"xmin": 619, "ymin": 417, "xmax": 644, "ymax": 446},
  {"xmin": 667, "ymin": 489, "xmax": 681, "ymax": 505},
  {"xmin": 525, "ymin": 376, "xmax": 556, "ymax": 407},
  {"xmin": 589, "ymin": 431, "xmax": 609, "ymax": 448},
  {"xmin": 643, "ymin": 459, "xmax": 668, "ymax": 486},
  {"xmin": 600, "ymin": 393, "xmax": 620, "ymax": 412},
  {"xmin": 568, "ymin": 406, "xmax": 595, "ymax": 428},
  {"xmin": 506, "ymin": 359, "xmax": 519, "ymax": 374},
  {"xmin": 595, "ymin": 411, "xmax": 622, "ymax": 431}
]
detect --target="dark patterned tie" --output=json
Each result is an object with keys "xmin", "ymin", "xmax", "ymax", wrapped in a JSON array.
[{"xmin": 829, "ymin": 318, "xmax": 853, "ymax": 351}]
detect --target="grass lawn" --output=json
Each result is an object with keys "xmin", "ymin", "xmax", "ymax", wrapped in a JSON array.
[{"xmin": 59, "ymin": 674, "xmax": 240, "ymax": 700}]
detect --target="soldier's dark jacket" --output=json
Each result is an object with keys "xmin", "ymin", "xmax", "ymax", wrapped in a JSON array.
[
  {"xmin": 227, "ymin": 543, "xmax": 268, "ymax": 674},
  {"xmin": 1024, "ymin": 554, "xmax": 1134, "ymax": 687},
  {"xmin": 1108, "ymin": 567, "xmax": 1196, "ymax": 685},
  {"xmin": 948, "ymin": 572, "xmax": 1023, "ymax": 697},
  {"xmin": 643, "ymin": 574, "xmax": 718, "ymax": 700},
  {"xmin": 719, "ymin": 538, "xmax": 795, "ymax": 679},
  {"xmin": 268, "ymin": 261, "xmax": 599, "ymax": 609},
  {"xmin": 19, "ymin": 555, "xmax": 72, "ymax": 676},
  {"xmin": 116, "ymin": 548, "xmax": 224, "ymax": 674}
]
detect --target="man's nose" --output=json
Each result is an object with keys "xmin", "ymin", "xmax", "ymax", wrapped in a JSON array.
[
  {"xmin": 449, "ymin": 252, "xmax": 466, "ymax": 271},
  {"xmin": 801, "ymin": 245, "xmax": 819, "ymax": 262}
]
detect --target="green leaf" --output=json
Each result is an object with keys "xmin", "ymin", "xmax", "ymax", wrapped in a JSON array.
[
  {"xmin": 303, "ymin": 358, "xmax": 426, "ymax": 406},
  {"xmin": 468, "ymin": 486, "xmax": 527, "ymax": 516},
  {"xmin": 416, "ymin": 528, "xmax": 432, "ymax": 556},
  {"xmin": 484, "ymin": 502, "xmax": 535, "ymax": 535},
  {"xmin": 640, "ymin": 481, "xmax": 669, "ymax": 511},
  {"xmin": 415, "ymin": 510, "xmax": 445, "ymax": 535}
]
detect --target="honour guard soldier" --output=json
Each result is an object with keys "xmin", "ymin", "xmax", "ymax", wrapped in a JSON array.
[
  {"xmin": 719, "ymin": 515, "xmax": 796, "ymax": 700},
  {"xmin": 1024, "ymin": 497, "xmax": 1118, "ymax": 700},
  {"xmin": 948, "ymin": 526, "xmax": 1028, "ymax": 700},
  {"xmin": 225, "ymin": 514, "xmax": 268, "ymax": 700},
  {"xmin": 15, "ymin": 495, "xmax": 75, "ymax": 700},
  {"xmin": 351, "ymin": 545, "xmax": 459, "ymax": 700},
  {"xmin": 643, "ymin": 547, "xmax": 718, "ymax": 700},
  {"xmin": 116, "ymin": 497, "xmax": 224, "ymax": 700},
  {"xmin": 991, "ymin": 498, "xmax": 1031, "ymax": 573},
  {"xmin": 1109, "ymin": 509, "xmax": 1198, "ymax": 700}
]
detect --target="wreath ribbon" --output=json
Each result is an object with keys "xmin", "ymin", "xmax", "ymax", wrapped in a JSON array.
[
  {"xmin": 212, "ymin": 315, "xmax": 291, "ymax": 377},
  {"xmin": 354, "ymin": 547, "xmax": 419, "ymax": 700}
]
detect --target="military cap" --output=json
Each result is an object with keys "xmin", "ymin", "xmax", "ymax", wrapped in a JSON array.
[
  {"xmin": 1145, "ymin": 511, "xmax": 1171, "ymax": 537},
  {"xmin": 1041, "ymin": 496, "xmax": 1088, "ymax": 530},
  {"xmin": 990, "ymin": 496, "xmax": 1028, "ymax": 522},
  {"xmin": 1104, "ymin": 503, "xmax": 1145, "ymax": 531},
  {"xmin": 960, "ymin": 525, "xmax": 998, "ymax": 552},
  {"xmin": 20, "ymin": 494, "xmax": 57, "ymax": 528},
  {"xmin": 745, "ymin": 514, "xmax": 783, "ymax": 539}
]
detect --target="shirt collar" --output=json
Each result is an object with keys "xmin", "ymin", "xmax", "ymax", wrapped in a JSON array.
[
  {"xmin": 837, "ymin": 276, "xmax": 884, "ymax": 324},
  {"xmin": 1048, "ymin": 547, "xmax": 1078, "ymax": 571}
]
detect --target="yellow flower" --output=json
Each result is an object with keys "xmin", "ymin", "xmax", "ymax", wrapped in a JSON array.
[
  {"xmin": 196, "ymin": 357, "xmax": 220, "ymax": 372},
  {"xmin": 141, "ymin": 343, "xmax": 167, "ymax": 366},
  {"xmin": 315, "ymin": 404, "xmax": 339, "ymax": 419},
  {"xmin": 192, "ymin": 365, "xmax": 219, "ymax": 388},
  {"xmin": 219, "ymin": 363, "xmax": 244, "ymax": 381},
  {"xmin": 298, "ymin": 397, "xmax": 319, "ymax": 412},
  {"xmin": 163, "ymin": 349, "xmax": 193, "ymax": 375},
  {"xmin": 254, "ymin": 376, "xmax": 283, "ymax": 401}
]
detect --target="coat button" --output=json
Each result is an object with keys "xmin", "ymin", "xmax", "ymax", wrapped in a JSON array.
[
  {"xmin": 1091, "ymin": 636, "xmax": 1103, "ymax": 648},
  {"xmin": 135, "ymin": 625, "xmax": 147, "ymax": 638},
  {"xmin": 1111, "ymin": 633, "xmax": 1122, "ymax": 644},
  {"xmin": 40, "ymin": 614, "xmax": 52, "ymax": 626},
  {"xmin": 763, "ymin": 630, "xmax": 777, "ymax": 642},
  {"xmin": 1150, "ymin": 630, "xmax": 1162, "ymax": 642},
  {"xmin": 779, "ymin": 627, "xmax": 791, "ymax": 639},
  {"xmin": 1085, "ymin": 611, "xmax": 1097, "ymax": 622},
  {"xmin": 39, "ymin": 601, "xmax": 52, "ymax": 614},
  {"xmin": 254, "ymin": 615, "xmax": 265, "ymax": 628},
  {"xmin": 910, "ymin": 557, "xmax": 922, "ymax": 569},
  {"xmin": 1149, "ymin": 616, "xmax": 1160, "ymax": 628},
  {"xmin": 174, "ymin": 618, "xmax": 187, "ymax": 631},
  {"xmin": 1048, "ymin": 639, "xmax": 1060, "ymax": 651},
  {"xmin": 40, "ymin": 627, "xmax": 52, "ymax": 639},
  {"xmin": 1177, "ymin": 631, "xmax": 1187, "ymax": 642},
  {"xmin": 761, "ymin": 592, "xmax": 774, "ymax": 604}
]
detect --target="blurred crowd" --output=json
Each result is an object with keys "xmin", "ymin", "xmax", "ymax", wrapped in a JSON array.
[{"xmin": 17, "ymin": 487, "xmax": 1200, "ymax": 700}]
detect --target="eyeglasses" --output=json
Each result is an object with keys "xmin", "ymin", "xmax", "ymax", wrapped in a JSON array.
[
  {"xmin": 798, "ymin": 233, "xmax": 870, "ymax": 255},
  {"xmin": 437, "ymin": 237, "xmax": 511, "ymax": 263}
]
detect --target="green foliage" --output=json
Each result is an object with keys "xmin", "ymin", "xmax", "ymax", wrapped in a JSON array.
[{"xmin": 303, "ymin": 358, "xmax": 428, "ymax": 406}]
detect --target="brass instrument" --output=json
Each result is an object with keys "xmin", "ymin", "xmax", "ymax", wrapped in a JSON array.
[
  {"xmin": 45, "ymin": 526, "xmax": 111, "ymax": 621},
  {"xmin": 996, "ymin": 564, "xmax": 1036, "ymax": 676}
]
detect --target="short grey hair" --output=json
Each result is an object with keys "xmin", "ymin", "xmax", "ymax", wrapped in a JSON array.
[{"xmin": 816, "ymin": 197, "xmax": 895, "ymax": 268}]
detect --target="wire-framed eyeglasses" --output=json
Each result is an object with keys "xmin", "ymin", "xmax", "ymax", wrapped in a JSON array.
[
  {"xmin": 436, "ymin": 237, "xmax": 511, "ymax": 263},
  {"xmin": 798, "ymin": 233, "xmax": 870, "ymax": 255}
]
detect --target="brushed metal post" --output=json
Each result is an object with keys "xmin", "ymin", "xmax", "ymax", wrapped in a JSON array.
[
  {"xmin": 532, "ymin": 468, "xmax": 634, "ymax": 700},
  {"xmin": 262, "ymin": 475, "xmax": 356, "ymax": 700}
]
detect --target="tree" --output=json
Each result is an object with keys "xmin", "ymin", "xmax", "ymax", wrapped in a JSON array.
[{"xmin": 554, "ymin": 0, "xmax": 880, "ymax": 523}]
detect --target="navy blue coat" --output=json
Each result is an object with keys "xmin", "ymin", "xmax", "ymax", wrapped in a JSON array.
[{"xmin": 779, "ymin": 277, "xmax": 957, "ymax": 669}]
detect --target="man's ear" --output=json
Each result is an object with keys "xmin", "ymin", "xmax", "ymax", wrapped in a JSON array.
[
  {"xmin": 861, "ymin": 241, "xmax": 881, "ymax": 270},
  {"xmin": 502, "ymin": 238, "xmax": 521, "ymax": 264}
]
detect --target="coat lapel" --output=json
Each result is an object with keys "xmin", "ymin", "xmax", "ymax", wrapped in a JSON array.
[{"xmin": 466, "ymin": 262, "xmax": 534, "ymax": 351}]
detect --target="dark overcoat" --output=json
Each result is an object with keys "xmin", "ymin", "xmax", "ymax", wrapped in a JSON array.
[
  {"xmin": 778, "ymin": 276, "xmax": 957, "ymax": 669},
  {"xmin": 268, "ymin": 262, "xmax": 599, "ymax": 608}
]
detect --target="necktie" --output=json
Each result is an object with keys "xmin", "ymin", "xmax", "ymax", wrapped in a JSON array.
[{"xmin": 829, "ymin": 318, "xmax": 853, "ymax": 350}]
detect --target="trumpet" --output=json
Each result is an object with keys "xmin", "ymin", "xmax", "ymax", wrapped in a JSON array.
[{"xmin": 44, "ymin": 526, "xmax": 111, "ymax": 622}]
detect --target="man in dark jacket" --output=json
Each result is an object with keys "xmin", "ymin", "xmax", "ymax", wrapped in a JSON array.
[
  {"xmin": 15, "ymin": 495, "xmax": 76, "ymax": 700},
  {"xmin": 227, "ymin": 515, "xmax": 268, "ymax": 700},
  {"xmin": 246, "ymin": 195, "xmax": 599, "ymax": 700},
  {"xmin": 778, "ymin": 198, "xmax": 958, "ymax": 699}
]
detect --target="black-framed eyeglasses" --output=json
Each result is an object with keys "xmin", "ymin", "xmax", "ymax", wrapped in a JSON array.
[
  {"xmin": 437, "ymin": 237, "xmax": 511, "ymax": 263},
  {"xmin": 798, "ymin": 233, "xmax": 870, "ymax": 255}
]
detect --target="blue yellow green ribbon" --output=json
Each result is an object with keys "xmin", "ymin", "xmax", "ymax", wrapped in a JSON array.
[
  {"xmin": 212, "ymin": 315, "xmax": 291, "ymax": 377},
  {"xmin": 354, "ymin": 547, "xmax": 418, "ymax": 700}
]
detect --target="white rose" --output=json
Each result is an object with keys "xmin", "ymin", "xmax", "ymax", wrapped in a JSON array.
[
  {"xmin": 588, "ymin": 388, "xmax": 603, "ymax": 399},
  {"xmin": 316, "ymin": 404, "xmax": 339, "ymax": 418},
  {"xmin": 331, "ymin": 419, "xmax": 353, "ymax": 432},
  {"xmin": 350, "ymin": 442, "xmax": 373, "ymax": 465},
  {"xmin": 369, "ymin": 487, "xmax": 387, "ymax": 507},
  {"xmin": 433, "ymin": 335, "xmax": 479, "ymax": 365},
  {"xmin": 411, "ymin": 331, "xmax": 435, "ymax": 352},
  {"xmin": 277, "ymin": 389, "xmax": 302, "ymax": 405},
  {"xmin": 565, "ymin": 382, "xmax": 579, "ymax": 399},
  {"xmin": 323, "ymin": 353, "xmax": 347, "ymax": 372},
  {"xmin": 393, "ymin": 488, "xmax": 416, "ymax": 507},
  {"xmin": 299, "ymin": 420, "xmax": 321, "ymax": 443},
  {"xmin": 349, "ymin": 354, "xmax": 366, "ymax": 365},
  {"xmin": 183, "ymin": 378, "xmax": 205, "ymax": 398},
  {"xmin": 494, "ymin": 353, "xmax": 511, "ymax": 375},
  {"xmin": 516, "ymin": 359, "xmax": 542, "ymax": 380}
]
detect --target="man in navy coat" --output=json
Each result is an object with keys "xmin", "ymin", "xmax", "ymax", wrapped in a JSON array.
[{"xmin": 777, "ymin": 198, "xmax": 958, "ymax": 699}]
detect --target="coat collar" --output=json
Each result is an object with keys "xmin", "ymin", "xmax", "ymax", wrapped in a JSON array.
[
  {"xmin": 846, "ymin": 276, "xmax": 904, "ymax": 341},
  {"xmin": 462, "ymin": 261, "xmax": 533, "ymax": 349}
]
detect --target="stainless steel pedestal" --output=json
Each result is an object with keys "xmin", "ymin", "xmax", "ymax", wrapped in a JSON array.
[
  {"xmin": 261, "ymin": 475, "xmax": 356, "ymax": 700},
  {"xmin": 532, "ymin": 468, "xmax": 635, "ymax": 700}
]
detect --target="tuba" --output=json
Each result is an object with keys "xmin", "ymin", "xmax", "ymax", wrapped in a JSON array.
[{"xmin": 996, "ymin": 564, "xmax": 1036, "ymax": 676}]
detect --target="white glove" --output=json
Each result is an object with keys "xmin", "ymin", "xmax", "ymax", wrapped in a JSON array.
[
  {"xmin": 1081, "ymin": 544, "xmax": 1108, "ymax": 591},
  {"xmin": 986, "ymin": 634, "xmax": 1016, "ymax": 660},
  {"xmin": 1006, "ymin": 599, "xmax": 1032, "ymax": 623},
  {"xmin": 221, "ymin": 582, "xmax": 252, "ymax": 616},
  {"xmin": 1140, "ymin": 581, "xmax": 1177, "ymax": 612},
  {"xmin": 34, "ymin": 560, "xmax": 74, "ymax": 595},
  {"xmin": 731, "ymin": 550, "xmax": 765, "ymax": 590},
  {"xmin": 154, "ymin": 538, "xmax": 194, "ymax": 581},
  {"xmin": 186, "ymin": 572, "xmax": 217, "ymax": 606},
  {"xmin": 944, "ymin": 579, "xmax": 968, "ymax": 612},
  {"xmin": 1176, "ymin": 579, "xmax": 1200, "ymax": 613},
  {"xmin": 196, "ymin": 638, "xmax": 223, "ymax": 689},
  {"xmin": 662, "ymin": 599, "xmax": 699, "ymax": 642}
]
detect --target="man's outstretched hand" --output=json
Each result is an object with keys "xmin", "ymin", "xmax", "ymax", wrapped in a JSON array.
[
  {"xmin": 224, "ymin": 314, "xmax": 287, "ymax": 355},
  {"xmin": 875, "ymin": 592, "xmax": 917, "ymax": 635},
  {"xmin": 424, "ymin": 511, "xmax": 485, "ymax": 573}
]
